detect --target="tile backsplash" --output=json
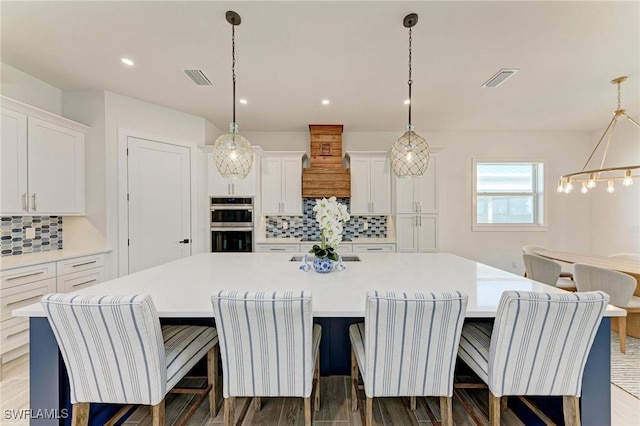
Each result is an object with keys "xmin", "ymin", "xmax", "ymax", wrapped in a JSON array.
[
  {"xmin": 265, "ymin": 198, "xmax": 387, "ymax": 239},
  {"xmin": 1, "ymin": 216, "xmax": 63, "ymax": 257}
]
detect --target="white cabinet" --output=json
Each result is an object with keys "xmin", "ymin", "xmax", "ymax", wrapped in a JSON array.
[
  {"xmin": 206, "ymin": 152, "xmax": 257, "ymax": 197},
  {"xmin": 255, "ymin": 244, "xmax": 300, "ymax": 253},
  {"xmin": 347, "ymin": 152, "xmax": 391, "ymax": 215},
  {"xmin": 352, "ymin": 243, "xmax": 396, "ymax": 253},
  {"xmin": 396, "ymin": 215, "xmax": 438, "ymax": 253},
  {"xmin": 261, "ymin": 152, "xmax": 304, "ymax": 215},
  {"xmin": 395, "ymin": 156, "xmax": 437, "ymax": 214},
  {"xmin": 1, "ymin": 97, "xmax": 87, "ymax": 215}
]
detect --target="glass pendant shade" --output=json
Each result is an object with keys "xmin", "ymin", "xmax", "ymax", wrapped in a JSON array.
[
  {"xmin": 391, "ymin": 129, "xmax": 430, "ymax": 178},
  {"xmin": 213, "ymin": 123, "xmax": 254, "ymax": 178}
]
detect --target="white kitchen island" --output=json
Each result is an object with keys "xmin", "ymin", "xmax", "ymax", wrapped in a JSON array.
[{"xmin": 14, "ymin": 252, "xmax": 622, "ymax": 425}]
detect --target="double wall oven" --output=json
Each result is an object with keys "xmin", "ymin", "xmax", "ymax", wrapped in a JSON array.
[{"xmin": 210, "ymin": 197, "xmax": 253, "ymax": 252}]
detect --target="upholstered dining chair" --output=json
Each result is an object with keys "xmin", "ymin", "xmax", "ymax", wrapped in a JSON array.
[
  {"xmin": 349, "ymin": 291, "xmax": 468, "ymax": 426},
  {"xmin": 609, "ymin": 252, "xmax": 640, "ymax": 261},
  {"xmin": 521, "ymin": 245, "xmax": 574, "ymax": 280},
  {"xmin": 523, "ymin": 253, "xmax": 576, "ymax": 291},
  {"xmin": 211, "ymin": 290, "xmax": 321, "ymax": 426},
  {"xmin": 41, "ymin": 294, "xmax": 219, "ymax": 426},
  {"xmin": 574, "ymin": 263, "xmax": 639, "ymax": 353},
  {"xmin": 458, "ymin": 290, "xmax": 609, "ymax": 426}
]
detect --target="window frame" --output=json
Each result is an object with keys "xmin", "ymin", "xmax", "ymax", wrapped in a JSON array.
[{"xmin": 472, "ymin": 158, "xmax": 548, "ymax": 232}]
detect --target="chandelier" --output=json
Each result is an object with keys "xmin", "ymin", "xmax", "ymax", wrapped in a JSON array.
[
  {"xmin": 558, "ymin": 76, "xmax": 639, "ymax": 194},
  {"xmin": 391, "ymin": 13, "xmax": 430, "ymax": 178},
  {"xmin": 212, "ymin": 11, "xmax": 254, "ymax": 179}
]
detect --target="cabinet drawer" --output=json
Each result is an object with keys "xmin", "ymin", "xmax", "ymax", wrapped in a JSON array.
[
  {"xmin": 300, "ymin": 243, "xmax": 353, "ymax": 254},
  {"xmin": 1, "ymin": 316, "xmax": 29, "ymax": 354},
  {"xmin": 352, "ymin": 244, "xmax": 396, "ymax": 253},
  {"xmin": 256, "ymin": 244, "xmax": 300, "ymax": 253},
  {"xmin": 1, "ymin": 262, "xmax": 56, "ymax": 289},
  {"xmin": 57, "ymin": 254, "xmax": 105, "ymax": 276},
  {"xmin": 58, "ymin": 267, "xmax": 104, "ymax": 293},
  {"xmin": 0, "ymin": 277, "xmax": 56, "ymax": 321}
]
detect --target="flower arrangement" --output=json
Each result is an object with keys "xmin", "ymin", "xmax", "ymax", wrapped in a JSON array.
[{"xmin": 311, "ymin": 197, "xmax": 350, "ymax": 261}]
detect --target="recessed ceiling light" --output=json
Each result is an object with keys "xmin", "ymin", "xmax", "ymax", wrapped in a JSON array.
[
  {"xmin": 121, "ymin": 57, "xmax": 134, "ymax": 66},
  {"xmin": 404, "ymin": 99, "xmax": 410, "ymax": 105},
  {"xmin": 239, "ymin": 99, "xmax": 248, "ymax": 104},
  {"xmin": 322, "ymin": 99, "xmax": 330, "ymax": 105}
]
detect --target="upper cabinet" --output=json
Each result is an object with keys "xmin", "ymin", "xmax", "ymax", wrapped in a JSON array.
[
  {"xmin": 395, "ymin": 155, "xmax": 438, "ymax": 214},
  {"xmin": 347, "ymin": 152, "xmax": 391, "ymax": 215},
  {"xmin": 206, "ymin": 151, "xmax": 258, "ymax": 197},
  {"xmin": 1, "ymin": 97, "xmax": 87, "ymax": 215},
  {"xmin": 261, "ymin": 152, "xmax": 305, "ymax": 215}
]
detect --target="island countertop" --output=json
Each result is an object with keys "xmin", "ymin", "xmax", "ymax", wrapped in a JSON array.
[{"xmin": 13, "ymin": 252, "xmax": 625, "ymax": 318}]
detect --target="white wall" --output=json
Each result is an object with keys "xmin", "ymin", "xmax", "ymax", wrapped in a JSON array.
[
  {"xmin": 1, "ymin": 63, "xmax": 62, "ymax": 114},
  {"xmin": 589, "ymin": 123, "xmax": 640, "ymax": 255},
  {"xmin": 244, "ymin": 129, "xmax": 593, "ymax": 272}
]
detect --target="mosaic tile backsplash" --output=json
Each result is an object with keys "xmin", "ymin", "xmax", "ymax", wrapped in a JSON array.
[
  {"xmin": 1, "ymin": 216, "xmax": 63, "ymax": 256},
  {"xmin": 266, "ymin": 198, "xmax": 387, "ymax": 239}
]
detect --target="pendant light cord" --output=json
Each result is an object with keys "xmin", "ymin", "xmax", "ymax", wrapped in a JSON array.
[
  {"xmin": 232, "ymin": 23, "xmax": 236, "ymax": 127},
  {"xmin": 408, "ymin": 26, "xmax": 413, "ymax": 128}
]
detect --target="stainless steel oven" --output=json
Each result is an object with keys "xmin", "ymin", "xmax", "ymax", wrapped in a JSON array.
[{"xmin": 210, "ymin": 197, "xmax": 253, "ymax": 252}]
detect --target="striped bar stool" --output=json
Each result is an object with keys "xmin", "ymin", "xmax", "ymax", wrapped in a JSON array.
[
  {"xmin": 457, "ymin": 291, "xmax": 609, "ymax": 426},
  {"xmin": 41, "ymin": 294, "xmax": 219, "ymax": 426},
  {"xmin": 211, "ymin": 290, "xmax": 321, "ymax": 426},
  {"xmin": 349, "ymin": 291, "xmax": 468, "ymax": 426}
]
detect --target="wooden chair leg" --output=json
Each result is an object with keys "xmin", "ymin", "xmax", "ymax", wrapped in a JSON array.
[
  {"xmin": 253, "ymin": 397, "xmax": 262, "ymax": 411},
  {"xmin": 489, "ymin": 392, "xmax": 501, "ymax": 426},
  {"xmin": 563, "ymin": 396, "xmax": 581, "ymax": 426},
  {"xmin": 501, "ymin": 395, "xmax": 508, "ymax": 411},
  {"xmin": 151, "ymin": 399, "xmax": 165, "ymax": 426},
  {"xmin": 314, "ymin": 353, "xmax": 320, "ymax": 411},
  {"xmin": 619, "ymin": 317, "xmax": 627, "ymax": 354},
  {"xmin": 351, "ymin": 347, "xmax": 358, "ymax": 412},
  {"xmin": 366, "ymin": 397, "xmax": 373, "ymax": 426},
  {"xmin": 304, "ymin": 397, "xmax": 312, "ymax": 426},
  {"xmin": 71, "ymin": 402, "xmax": 90, "ymax": 426},
  {"xmin": 224, "ymin": 397, "xmax": 235, "ymax": 426},
  {"xmin": 208, "ymin": 345, "xmax": 219, "ymax": 417},
  {"xmin": 440, "ymin": 396, "xmax": 453, "ymax": 426},
  {"xmin": 410, "ymin": 396, "xmax": 417, "ymax": 410}
]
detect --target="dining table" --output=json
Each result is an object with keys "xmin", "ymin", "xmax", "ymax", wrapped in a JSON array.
[{"xmin": 13, "ymin": 252, "xmax": 623, "ymax": 426}]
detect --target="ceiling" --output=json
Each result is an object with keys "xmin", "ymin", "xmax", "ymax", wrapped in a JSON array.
[{"xmin": 1, "ymin": 1, "xmax": 639, "ymax": 133}]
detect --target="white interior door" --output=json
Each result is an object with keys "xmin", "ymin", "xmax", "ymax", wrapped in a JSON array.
[{"xmin": 127, "ymin": 137, "xmax": 191, "ymax": 273}]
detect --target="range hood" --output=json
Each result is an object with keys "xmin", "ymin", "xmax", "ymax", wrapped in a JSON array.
[{"xmin": 302, "ymin": 124, "xmax": 351, "ymax": 198}]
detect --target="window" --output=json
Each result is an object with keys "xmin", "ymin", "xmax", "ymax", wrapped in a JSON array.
[{"xmin": 473, "ymin": 160, "xmax": 546, "ymax": 231}]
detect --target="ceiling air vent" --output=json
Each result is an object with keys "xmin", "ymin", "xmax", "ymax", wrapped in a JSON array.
[
  {"xmin": 181, "ymin": 69, "xmax": 213, "ymax": 86},
  {"xmin": 482, "ymin": 69, "xmax": 519, "ymax": 88}
]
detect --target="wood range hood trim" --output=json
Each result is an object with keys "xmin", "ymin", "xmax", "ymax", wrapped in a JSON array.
[{"xmin": 302, "ymin": 124, "xmax": 351, "ymax": 198}]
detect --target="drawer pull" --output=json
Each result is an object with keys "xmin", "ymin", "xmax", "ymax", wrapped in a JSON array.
[
  {"xmin": 6, "ymin": 329, "xmax": 28, "ymax": 339},
  {"xmin": 72, "ymin": 279, "xmax": 97, "ymax": 288},
  {"xmin": 269, "ymin": 248, "xmax": 286, "ymax": 251},
  {"xmin": 7, "ymin": 294, "xmax": 44, "ymax": 306},
  {"xmin": 71, "ymin": 260, "xmax": 97, "ymax": 268},
  {"xmin": 367, "ymin": 248, "xmax": 383, "ymax": 251},
  {"xmin": 6, "ymin": 271, "xmax": 44, "ymax": 281}
]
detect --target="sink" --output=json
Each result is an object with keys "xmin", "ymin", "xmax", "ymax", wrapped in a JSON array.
[{"xmin": 290, "ymin": 255, "xmax": 361, "ymax": 262}]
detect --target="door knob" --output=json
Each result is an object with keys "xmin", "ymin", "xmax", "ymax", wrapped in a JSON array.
[{"xmin": 178, "ymin": 239, "xmax": 190, "ymax": 244}]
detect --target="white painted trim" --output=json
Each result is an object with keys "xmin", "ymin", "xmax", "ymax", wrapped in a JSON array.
[
  {"xmin": 117, "ymin": 128, "xmax": 201, "ymax": 277},
  {"xmin": 471, "ymin": 157, "xmax": 548, "ymax": 232},
  {"xmin": 1, "ymin": 95, "xmax": 89, "ymax": 131}
]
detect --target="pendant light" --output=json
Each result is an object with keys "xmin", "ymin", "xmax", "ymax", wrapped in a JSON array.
[
  {"xmin": 391, "ymin": 13, "xmax": 430, "ymax": 178},
  {"xmin": 213, "ymin": 11, "xmax": 254, "ymax": 179},
  {"xmin": 557, "ymin": 76, "xmax": 639, "ymax": 194}
]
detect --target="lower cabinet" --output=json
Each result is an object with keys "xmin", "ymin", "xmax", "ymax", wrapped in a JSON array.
[
  {"xmin": 352, "ymin": 244, "xmax": 396, "ymax": 253},
  {"xmin": 0, "ymin": 253, "xmax": 106, "ymax": 370},
  {"xmin": 255, "ymin": 244, "xmax": 301, "ymax": 253},
  {"xmin": 396, "ymin": 214, "xmax": 438, "ymax": 253}
]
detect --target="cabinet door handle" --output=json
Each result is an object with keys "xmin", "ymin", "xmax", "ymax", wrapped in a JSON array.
[
  {"xmin": 419, "ymin": 216, "xmax": 422, "ymax": 227},
  {"xmin": 7, "ymin": 294, "xmax": 44, "ymax": 306},
  {"xmin": 6, "ymin": 271, "xmax": 44, "ymax": 281},
  {"xmin": 32, "ymin": 193, "xmax": 37, "ymax": 211},
  {"xmin": 415, "ymin": 216, "xmax": 418, "ymax": 227},
  {"xmin": 71, "ymin": 260, "xmax": 97, "ymax": 268},
  {"xmin": 366, "ymin": 247, "xmax": 383, "ymax": 251},
  {"xmin": 22, "ymin": 193, "xmax": 28, "ymax": 211},
  {"xmin": 72, "ymin": 278, "xmax": 97, "ymax": 288},
  {"xmin": 269, "ymin": 248, "xmax": 286, "ymax": 251},
  {"xmin": 232, "ymin": 183, "xmax": 235, "ymax": 194}
]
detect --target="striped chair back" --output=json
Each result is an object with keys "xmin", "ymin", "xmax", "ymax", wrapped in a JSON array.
[
  {"xmin": 522, "ymin": 254, "xmax": 561, "ymax": 286},
  {"xmin": 364, "ymin": 291, "xmax": 468, "ymax": 397},
  {"xmin": 488, "ymin": 291, "xmax": 609, "ymax": 397},
  {"xmin": 41, "ymin": 294, "xmax": 166, "ymax": 405},
  {"xmin": 211, "ymin": 291, "xmax": 314, "ymax": 398}
]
